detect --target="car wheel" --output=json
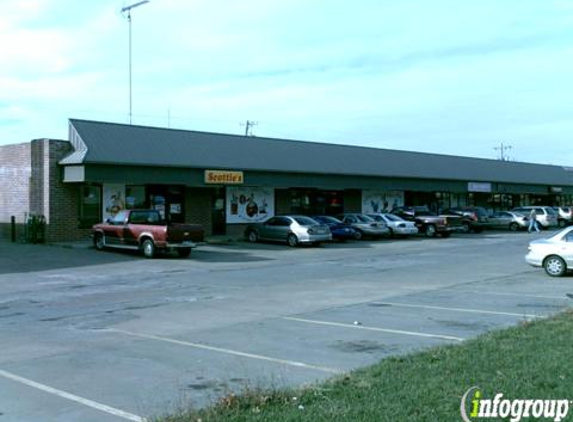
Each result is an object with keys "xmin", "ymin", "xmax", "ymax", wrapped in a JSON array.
[
  {"xmin": 424, "ymin": 224, "xmax": 437, "ymax": 238},
  {"xmin": 177, "ymin": 248, "xmax": 191, "ymax": 258},
  {"xmin": 461, "ymin": 222, "xmax": 470, "ymax": 234},
  {"xmin": 287, "ymin": 233, "xmax": 299, "ymax": 247},
  {"xmin": 544, "ymin": 255, "xmax": 566, "ymax": 277},
  {"xmin": 142, "ymin": 239, "xmax": 155, "ymax": 259},
  {"xmin": 558, "ymin": 219, "xmax": 567, "ymax": 228},
  {"xmin": 353, "ymin": 229, "xmax": 363, "ymax": 240},
  {"xmin": 94, "ymin": 233, "xmax": 105, "ymax": 251},
  {"xmin": 509, "ymin": 222, "xmax": 519, "ymax": 232},
  {"xmin": 247, "ymin": 230, "xmax": 259, "ymax": 243}
]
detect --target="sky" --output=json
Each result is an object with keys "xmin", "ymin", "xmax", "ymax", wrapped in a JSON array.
[{"xmin": 2, "ymin": 0, "xmax": 573, "ymax": 165}]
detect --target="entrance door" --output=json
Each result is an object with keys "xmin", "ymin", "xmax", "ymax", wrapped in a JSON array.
[{"xmin": 212, "ymin": 188, "xmax": 226, "ymax": 235}]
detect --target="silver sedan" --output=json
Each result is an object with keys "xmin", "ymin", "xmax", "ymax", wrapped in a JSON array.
[
  {"xmin": 245, "ymin": 215, "xmax": 332, "ymax": 247},
  {"xmin": 368, "ymin": 213, "xmax": 419, "ymax": 237},
  {"xmin": 525, "ymin": 226, "xmax": 573, "ymax": 276},
  {"xmin": 338, "ymin": 213, "xmax": 390, "ymax": 240},
  {"xmin": 488, "ymin": 211, "xmax": 528, "ymax": 231}
]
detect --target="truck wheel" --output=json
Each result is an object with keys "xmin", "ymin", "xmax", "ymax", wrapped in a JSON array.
[
  {"xmin": 177, "ymin": 248, "xmax": 191, "ymax": 258},
  {"xmin": 461, "ymin": 222, "xmax": 470, "ymax": 233},
  {"xmin": 544, "ymin": 255, "xmax": 566, "ymax": 277},
  {"xmin": 142, "ymin": 239, "xmax": 155, "ymax": 258},
  {"xmin": 424, "ymin": 224, "xmax": 437, "ymax": 238},
  {"xmin": 94, "ymin": 234, "xmax": 105, "ymax": 251}
]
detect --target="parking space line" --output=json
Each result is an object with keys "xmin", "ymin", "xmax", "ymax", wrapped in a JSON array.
[
  {"xmin": 370, "ymin": 302, "xmax": 539, "ymax": 318},
  {"xmin": 283, "ymin": 317, "xmax": 464, "ymax": 342},
  {"xmin": 106, "ymin": 328, "xmax": 343, "ymax": 375},
  {"xmin": 0, "ymin": 368, "xmax": 145, "ymax": 422},
  {"xmin": 400, "ymin": 286, "xmax": 569, "ymax": 301}
]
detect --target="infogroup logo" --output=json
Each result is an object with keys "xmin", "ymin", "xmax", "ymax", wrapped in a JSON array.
[{"xmin": 461, "ymin": 387, "xmax": 571, "ymax": 422}]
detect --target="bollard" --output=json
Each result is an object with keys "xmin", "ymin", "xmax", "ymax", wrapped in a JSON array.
[{"xmin": 11, "ymin": 216, "xmax": 16, "ymax": 242}]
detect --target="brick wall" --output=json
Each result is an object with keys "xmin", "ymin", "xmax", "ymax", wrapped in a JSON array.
[
  {"xmin": 46, "ymin": 140, "xmax": 90, "ymax": 242},
  {"xmin": 0, "ymin": 142, "xmax": 31, "ymax": 240},
  {"xmin": 185, "ymin": 187, "xmax": 213, "ymax": 237}
]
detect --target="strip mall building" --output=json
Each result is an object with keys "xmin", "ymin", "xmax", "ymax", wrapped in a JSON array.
[{"xmin": 1, "ymin": 119, "xmax": 573, "ymax": 242}]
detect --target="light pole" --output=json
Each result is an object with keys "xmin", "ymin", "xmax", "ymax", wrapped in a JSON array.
[{"xmin": 121, "ymin": 0, "xmax": 149, "ymax": 125}]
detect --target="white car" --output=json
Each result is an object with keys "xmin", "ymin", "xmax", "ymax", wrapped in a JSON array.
[
  {"xmin": 368, "ymin": 213, "xmax": 419, "ymax": 237},
  {"xmin": 525, "ymin": 226, "xmax": 573, "ymax": 277}
]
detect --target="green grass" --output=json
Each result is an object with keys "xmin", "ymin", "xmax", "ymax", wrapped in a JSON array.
[{"xmin": 154, "ymin": 311, "xmax": 573, "ymax": 422}]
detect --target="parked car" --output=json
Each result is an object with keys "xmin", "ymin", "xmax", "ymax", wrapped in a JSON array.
[
  {"xmin": 441, "ymin": 207, "xmax": 489, "ymax": 233},
  {"xmin": 525, "ymin": 226, "xmax": 573, "ymax": 276},
  {"xmin": 487, "ymin": 211, "xmax": 529, "ymax": 231},
  {"xmin": 390, "ymin": 206, "xmax": 462, "ymax": 238},
  {"xmin": 245, "ymin": 215, "xmax": 332, "ymax": 246},
  {"xmin": 337, "ymin": 213, "xmax": 390, "ymax": 240},
  {"xmin": 311, "ymin": 215, "xmax": 356, "ymax": 241},
  {"xmin": 92, "ymin": 209, "xmax": 204, "ymax": 258},
  {"xmin": 552, "ymin": 206, "xmax": 573, "ymax": 228},
  {"xmin": 512, "ymin": 206, "xmax": 559, "ymax": 229},
  {"xmin": 367, "ymin": 213, "xmax": 419, "ymax": 237}
]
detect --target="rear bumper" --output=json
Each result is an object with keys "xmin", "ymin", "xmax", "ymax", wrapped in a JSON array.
[
  {"xmin": 161, "ymin": 241, "xmax": 198, "ymax": 249},
  {"xmin": 299, "ymin": 234, "xmax": 333, "ymax": 243}
]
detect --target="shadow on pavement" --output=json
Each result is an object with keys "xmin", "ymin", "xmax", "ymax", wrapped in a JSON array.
[{"xmin": 0, "ymin": 241, "xmax": 140, "ymax": 275}]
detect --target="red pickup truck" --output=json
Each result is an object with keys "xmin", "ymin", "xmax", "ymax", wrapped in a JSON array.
[{"xmin": 92, "ymin": 209, "xmax": 204, "ymax": 258}]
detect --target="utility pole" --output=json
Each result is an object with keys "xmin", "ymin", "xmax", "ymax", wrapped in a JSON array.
[
  {"xmin": 242, "ymin": 120, "xmax": 258, "ymax": 136},
  {"xmin": 121, "ymin": 0, "xmax": 150, "ymax": 125},
  {"xmin": 494, "ymin": 142, "xmax": 513, "ymax": 161}
]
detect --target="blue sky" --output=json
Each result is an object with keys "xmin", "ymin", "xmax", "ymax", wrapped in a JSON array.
[{"xmin": 2, "ymin": 0, "xmax": 573, "ymax": 164}]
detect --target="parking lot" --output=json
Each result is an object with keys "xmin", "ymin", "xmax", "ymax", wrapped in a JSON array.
[{"xmin": 0, "ymin": 231, "xmax": 572, "ymax": 422}]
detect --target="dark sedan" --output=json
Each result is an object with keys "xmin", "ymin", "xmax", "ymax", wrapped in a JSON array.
[{"xmin": 311, "ymin": 215, "xmax": 357, "ymax": 241}]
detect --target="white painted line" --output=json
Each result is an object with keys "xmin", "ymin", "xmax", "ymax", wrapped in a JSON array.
[
  {"xmin": 370, "ymin": 302, "xmax": 539, "ymax": 319},
  {"xmin": 0, "ymin": 369, "xmax": 145, "ymax": 422},
  {"xmin": 400, "ymin": 285, "xmax": 569, "ymax": 301},
  {"xmin": 106, "ymin": 328, "xmax": 342, "ymax": 375},
  {"xmin": 283, "ymin": 316, "xmax": 464, "ymax": 342}
]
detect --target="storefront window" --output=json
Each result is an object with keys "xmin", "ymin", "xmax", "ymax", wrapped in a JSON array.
[
  {"xmin": 79, "ymin": 185, "xmax": 101, "ymax": 228},
  {"xmin": 126, "ymin": 185, "xmax": 146, "ymax": 209}
]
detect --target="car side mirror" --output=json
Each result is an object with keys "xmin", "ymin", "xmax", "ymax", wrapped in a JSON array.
[{"xmin": 104, "ymin": 218, "xmax": 111, "ymax": 224}]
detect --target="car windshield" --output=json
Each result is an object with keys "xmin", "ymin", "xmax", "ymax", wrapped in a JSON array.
[
  {"xmin": 356, "ymin": 214, "xmax": 375, "ymax": 223},
  {"xmin": 383, "ymin": 214, "xmax": 403, "ymax": 222},
  {"xmin": 545, "ymin": 207, "xmax": 558, "ymax": 216},
  {"xmin": 293, "ymin": 216, "xmax": 318, "ymax": 226}
]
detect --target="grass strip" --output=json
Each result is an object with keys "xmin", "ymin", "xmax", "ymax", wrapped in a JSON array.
[{"xmin": 155, "ymin": 310, "xmax": 573, "ymax": 422}]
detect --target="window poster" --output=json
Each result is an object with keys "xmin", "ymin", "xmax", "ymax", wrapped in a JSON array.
[
  {"xmin": 226, "ymin": 187, "xmax": 274, "ymax": 224},
  {"xmin": 103, "ymin": 184, "xmax": 126, "ymax": 220},
  {"xmin": 362, "ymin": 191, "xmax": 404, "ymax": 214}
]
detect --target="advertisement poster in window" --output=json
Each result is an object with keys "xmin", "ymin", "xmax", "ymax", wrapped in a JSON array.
[
  {"xmin": 226, "ymin": 187, "xmax": 274, "ymax": 223},
  {"xmin": 103, "ymin": 184, "xmax": 126, "ymax": 220},
  {"xmin": 362, "ymin": 191, "xmax": 404, "ymax": 214}
]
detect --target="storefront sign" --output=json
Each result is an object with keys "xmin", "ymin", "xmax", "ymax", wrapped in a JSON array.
[
  {"xmin": 226, "ymin": 187, "xmax": 274, "ymax": 224},
  {"xmin": 468, "ymin": 182, "xmax": 492, "ymax": 193},
  {"xmin": 205, "ymin": 170, "xmax": 244, "ymax": 185},
  {"xmin": 362, "ymin": 191, "xmax": 404, "ymax": 213},
  {"xmin": 550, "ymin": 186, "xmax": 563, "ymax": 193}
]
